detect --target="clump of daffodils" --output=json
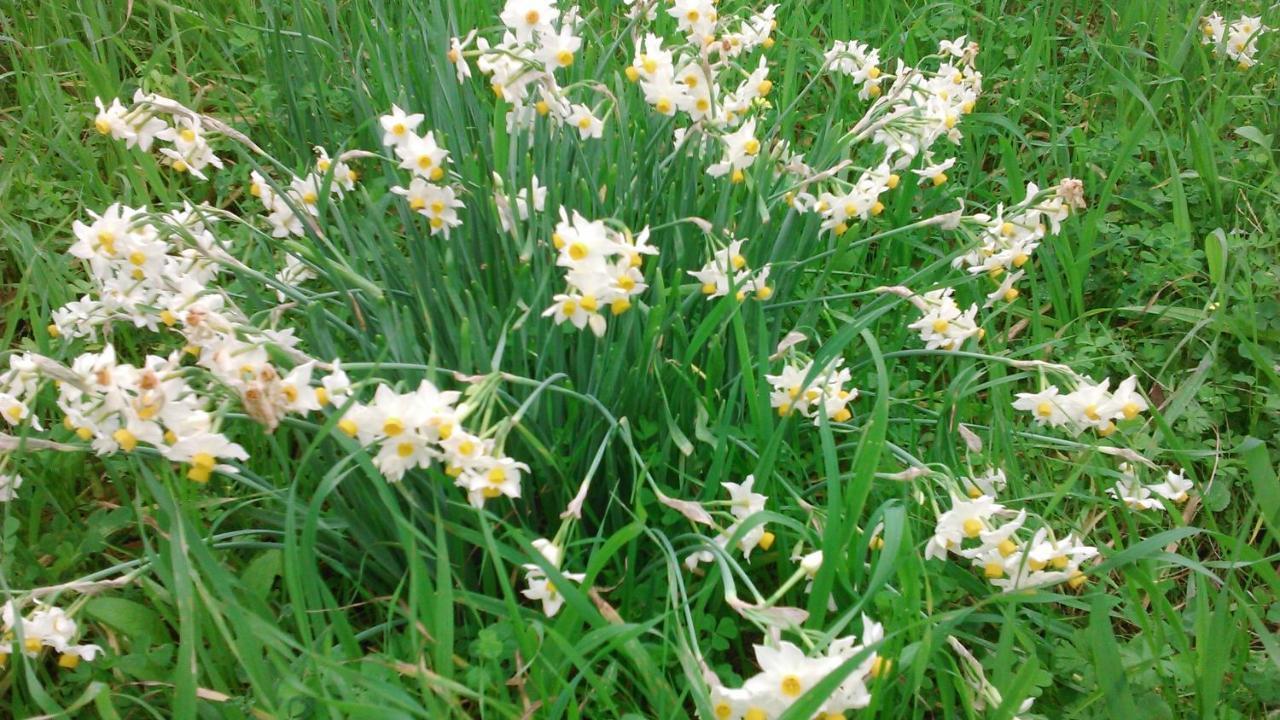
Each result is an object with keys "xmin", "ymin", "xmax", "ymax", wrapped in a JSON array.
[
  {"xmin": 905, "ymin": 287, "xmax": 982, "ymax": 351},
  {"xmin": 248, "ymin": 147, "xmax": 359, "ymax": 239},
  {"xmin": 952, "ymin": 179, "xmax": 1086, "ymax": 302},
  {"xmin": 521, "ymin": 538, "xmax": 585, "ymax": 617},
  {"xmin": 94, "ymin": 91, "xmax": 224, "ymax": 179},
  {"xmin": 380, "ymin": 105, "xmax": 465, "ymax": 237},
  {"xmin": 766, "ymin": 355, "xmax": 857, "ymax": 424},
  {"xmin": 1, "ymin": 601, "xmax": 103, "ymax": 669},
  {"xmin": 333, "ymin": 376, "xmax": 529, "ymax": 507},
  {"xmin": 1108, "ymin": 463, "xmax": 1194, "ymax": 511},
  {"xmin": 1013, "ymin": 375, "xmax": 1149, "ymax": 438},
  {"xmin": 689, "ymin": 237, "xmax": 773, "ymax": 301},
  {"xmin": 705, "ymin": 615, "xmax": 889, "ymax": 719},
  {"xmin": 625, "ymin": 4, "xmax": 779, "ymax": 148},
  {"xmin": 450, "ymin": 1, "xmax": 606, "ymax": 138},
  {"xmin": 927, "ymin": 493, "xmax": 1098, "ymax": 592},
  {"xmin": 542, "ymin": 208, "xmax": 657, "ymax": 336},
  {"xmin": 684, "ymin": 475, "xmax": 773, "ymax": 571},
  {"xmin": 779, "ymin": 35, "xmax": 982, "ymax": 238},
  {"xmin": 1201, "ymin": 13, "xmax": 1269, "ymax": 69}
]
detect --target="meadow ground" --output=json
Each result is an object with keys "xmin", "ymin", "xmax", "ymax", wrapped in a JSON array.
[{"xmin": 1, "ymin": 0, "xmax": 1278, "ymax": 718}]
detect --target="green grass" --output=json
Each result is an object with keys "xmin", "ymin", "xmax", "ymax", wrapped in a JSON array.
[{"xmin": 1, "ymin": 0, "xmax": 1278, "ymax": 717}]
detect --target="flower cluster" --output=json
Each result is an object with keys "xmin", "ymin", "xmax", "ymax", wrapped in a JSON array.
[
  {"xmin": 706, "ymin": 616, "xmax": 889, "ymax": 719},
  {"xmin": 334, "ymin": 378, "xmax": 528, "ymax": 507},
  {"xmin": 625, "ymin": 4, "xmax": 778, "ymax": 149},
  {"xmin": 94, "ymin": 91, "xmax": 224, "ymax": 179},
  {"xmin": 1201, "ymin": 13, "xmax": 1268, "ymax": 68},
  {"xmin": 905, "ymin": 287, "xmax": 982, "ymax": 351},
  {"xmin": 1012, "ymin": 375, "xmax": 1149, "ymax": 438},
  {"xmin": 451, "ymin": 1, "xmax": 606, "ymax": 138},
  {"xmin": 927, "ymin": 493, "xmax": 1098, "ymax": 592},
  {"xmin": 953, "ymin": 179, "xmax": 1085, "ymax": 302},
  {"xmin": 1108, "ymin": 463, "xmax": 1194, "ymax": 511},
  {"xmin": 1, "ymin": 601, "xmax": 102, "ymax": 669},
  {"xmin": 381, "ymin": 106, "xmax": 465, "ymax": 237},
  {"xmin": 248, "ymin": 147, "xmax": 359, "ymax": 239},
  {"xmin": 0, "ymin": 93, "xmax": 535, "ymax": 509},
  {"xmin": 685, "ymin": 475, "xmax": 773, "ymax": 571},
  {"xmin": 689, "ymin": 237, "xmax": 773, "ymax": 300},
  {"xmin": 542, "ymin": 208, "xmax": 657, "ymax": 336},
  {"xmin": 54, "ymin": 345, "xmax": 249, "ymax": 481},
  {"xmin": 766, "ymin": 356, "xmax": 857, "ymax": 424},
  {"xmin": 521, "ymin": 538, "xmax": 585, "ymax": 617}
]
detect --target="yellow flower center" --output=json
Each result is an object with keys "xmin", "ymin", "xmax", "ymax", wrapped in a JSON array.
[
  {"xmin": 397, "ymin": 442, "xmax": 415, "ymax": 458},
  {"xmin": 97, "ymin": 230, "xmax": 116, "ymax": 254},
  {"xmin": 113, "ymin": 428, "xmax": 138, "ymax": 452},
  {"xmin": 338, "ymin": 419, "xmax": 358, "ymax": 437},
  {"xmin": 95, "ymin": 117, "xmax": 112, "ymax": 134},
  {"xmin": 962, "ymin": 518, "xmax": 983, "ymax": 538},
  {"xmin": 780, "ymin": 674, "xmax": 803, "ymax": 697},
  {"xmin": 579, "ymin": 294, "xmax": 599, "ymax": 313},
  {"xmin": 179, "ymin": 128, "xmax": 195, "ymax": 143},
  {"xmin": 1036, "ymin": 402, "xmax": 1053, "ymax": 417},
  {"xmin": 487, "ymin": 467, "xmax": 506, "ymax": 485},
  {"xmin": 383, "ymin": 418, "xmax": 405, "ymax": 437},
  {"xmin": 556, "ymin": 50, "xmax": 574, "ymax": 66},
  {"xmin": 568, "ymin": 242, "xmax": 588, "ymax": 261},
  {"xmin": 1122, "ymin": 402, "xmax": 1140, "ymax": 420},
  {"xmin": 998, "ymin": 539, "xmax": 1017, "ymax": 557},
  {"xmin": 984, "ymin": 561, "xmax": 1005, "ymax": 578}
]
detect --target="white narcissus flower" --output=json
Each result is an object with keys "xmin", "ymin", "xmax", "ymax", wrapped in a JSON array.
[
  {"xmin": 394, "ymin": 131, "xmax": 450, "ymax": 180},
  {"xmin": 960, "ymin": 468, "xmax": 1007, "ymax": 499},
  {"xmin": 566, "ymin": 104, "xmax": 603, "ymax": 139},
  {"xmin": 521, "ymin": 538, "xmax": 584, "ymax": 617},
  {"xmin": 379, "ymin": 104, "xmax": 425, "ymax": 147},
  {"xmin": 707, "ymin": 119, "xmax": 761, "ymax": 181},
  {"xmin": 1012, "ymin": 386, "xmax": 1069, "ymax": 428},
  {"xmin": 928, "ymin": 495, "xmax": 1004, "ymax": 561}
]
